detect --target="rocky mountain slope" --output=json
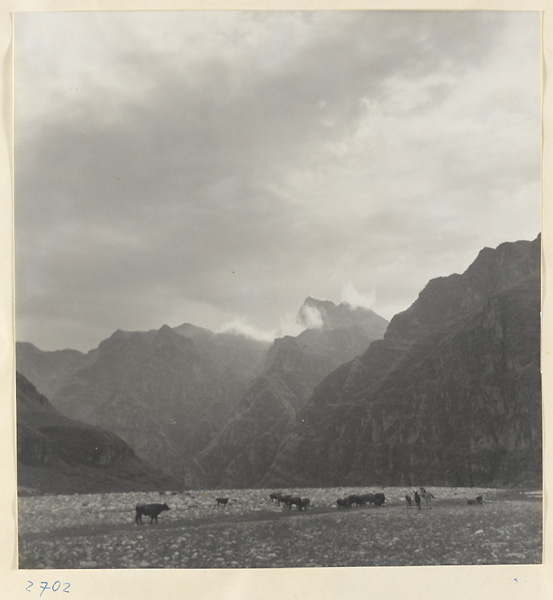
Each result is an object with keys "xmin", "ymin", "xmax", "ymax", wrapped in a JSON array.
[
  {"xmin": 263, "ymin": 237, "xmax": 542, "ymax": 488},
  {"xmin": 17, "ymin": 372, "xmax": 178, "ymax": 495},
  {"xmin": 16, "ymin": 324, "xmax": 269, "ymax": 487},
  {"xmin": 196, "ymin": 299, "xmax": 388, "ymax": 487}
]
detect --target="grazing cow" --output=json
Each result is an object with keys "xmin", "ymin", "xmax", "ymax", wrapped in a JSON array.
[
  {"xmin": 405, "ymin": 494, "xmax": 412, "ymax": 508},
  {"xmin": 286, "ymin": 496, "xmax": 303, "ymax": 510},
  {"xmin": 279, "ymin": 494, "xmax": 292, "ymax": 507},
  {"xmin": 269, "ymin": 491, "xmax": 281, "ymax": 503},
  {"xmin": 299, "ymin": 498, "xmax": 311, "ymax": 511},
  {"xmin": 413, "ymin": 490, "xmax": 421, "ymax": 510},
  {"xmin": 337, "ymin": 497, "xmax": 351, "ymax": 509},
  {"xmin": 345, "ymin": 494, "xmax": 366, "ymax": 508},
  {"xmin": 216, "ymin": 497, "xmax": 229, "ymax": 507},
  {"xmin": 373, "ymin": 493, "xmax": 385, "ymax": 507},
  {"xmin": 468, "ymin": 495, "xmax": 484, "ymax": 505},
  {"xmin": 361, "ymin": 493, "xmax": 376, "ymax": 505},
  {"xmin": 135, "ymin": 503, "xmax": 170, "ymax": 524},
  {"xmin": 419, "ymin": 487, "xmax": 434, "ymax": 509}
]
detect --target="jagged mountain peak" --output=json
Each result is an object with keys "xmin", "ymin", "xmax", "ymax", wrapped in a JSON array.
[
  {"xmin": 298, "ymin": 296, "xmax": 386, "ymax": 332},
  {"xmin": 172, "ymin": 322, "xmax": 215, "ymax": 338},
  {"xmin": 154, "ymin": 323, "xmax": 185, "ymax": 342},
  {"xmin": 384, "ymin": 235, "xmax": 540, "ymax": 345}
]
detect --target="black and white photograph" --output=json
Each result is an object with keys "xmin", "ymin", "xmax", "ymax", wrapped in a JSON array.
[{"xmin": 13, "ymin": 8, "xmax": 544, "ymax": 573}]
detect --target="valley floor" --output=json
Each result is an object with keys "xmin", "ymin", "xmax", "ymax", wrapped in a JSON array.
[{"xmin": 18, "ymin": 487, "xmax": 542, "ymax": 569}]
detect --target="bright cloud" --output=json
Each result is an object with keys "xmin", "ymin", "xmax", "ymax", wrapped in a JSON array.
[
  {"xmin": 298, "ymin": 305, "xmax": 324, "ymax": 330},
  {"xmin": 341, "ymin": 281, "xmax": 376, "ymax": 310},
  {"xmin": 14, "ymin": 11, "xmax": 541, "ymax": 351},
  {"xmin": 216, "ymin": 318, "xmax": 275, "ymax": 342}
]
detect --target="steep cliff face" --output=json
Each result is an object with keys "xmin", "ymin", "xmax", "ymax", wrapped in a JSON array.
[
  {"xmin": 17, "ymin": 372, "xmax": 177, "ymax": 495},
  {"xmin": 17, "ymin": 324, "xmax": 269, "ymax": 487},
  {"xmin": 197, "ymin": 300, "xmax": 389, "ymax": 487},
  {"xmin": 264, "ymin": 237, "xmax": 541, "ymax": 488}
]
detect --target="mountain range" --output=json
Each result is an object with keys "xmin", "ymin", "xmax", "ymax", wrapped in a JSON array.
[
  {"xmin": 17, "ymin": 301, "xmax": 387, "ymax": 489},
  {"xmin": 17, "ymin": 325, "xmax": 270, "ymax": 487},
  {"xmin": 195, "ymin": 298, "xmax": 389, "ymax": 487},
  {"xmin": 263, "ymin": 236, "xmax": 542, "ymax": 488},
  {"xmin": 16, "ymin": 236, "xmax": 541, "ymax": 491}
]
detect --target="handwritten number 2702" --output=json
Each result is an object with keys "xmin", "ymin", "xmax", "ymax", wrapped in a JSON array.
[{"xmin": 26, "ymin": 581, "xmax": 70, "ymax": 595}]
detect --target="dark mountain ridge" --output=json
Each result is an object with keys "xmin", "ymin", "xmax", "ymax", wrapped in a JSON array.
[
  {"xmin": 17, "ymin": 372, "xmax": 177, "ymax": 495},
  {"xmin": 16, "ymin": 324, "xmax": 270, "ymax": 488},
  {"xmin": 263, "ymin": 236, "xmax": 541, "ymax": 488}
]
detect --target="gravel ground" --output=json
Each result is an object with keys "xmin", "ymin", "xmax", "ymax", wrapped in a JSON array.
[{"xmin": 18, "ymin": 486, "xmax": 542, "ymax": 569}]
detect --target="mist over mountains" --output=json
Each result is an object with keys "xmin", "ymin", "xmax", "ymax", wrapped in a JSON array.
[
  {"xmin": 195, "ymin": 298, "xmax": 389, "ymax": 487},
  {"xmin": 17, "ymin": 323, "xmax": 271, "ymax": 488},
  {"xmin": 16, "ymin": 236, "xmax": 541, "ymax": 493},
  {"xmin": 17, "ymin": 298, "xmax": 388, "ymax": 492}
]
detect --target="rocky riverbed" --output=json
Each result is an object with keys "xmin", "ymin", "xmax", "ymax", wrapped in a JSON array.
[{"xmin": 18, "ymin": 486, "xmax": 542, "ymax": 569}]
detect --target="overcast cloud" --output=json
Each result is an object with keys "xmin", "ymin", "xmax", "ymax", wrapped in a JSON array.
[{"xmin": 15, "ymin": 11, "xmax": 541, "ymax": 351}]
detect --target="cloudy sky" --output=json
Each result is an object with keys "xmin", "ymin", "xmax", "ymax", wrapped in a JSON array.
[{"xmin": 15, "ymin": 10, "xmax": 541, "ymax": 352}]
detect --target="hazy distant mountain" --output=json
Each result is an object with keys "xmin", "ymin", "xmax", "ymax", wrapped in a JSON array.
[
  {"xmin": 263, "ymin": 236, "xmax": 542, "ymax": 488},
  {"xmin": 17, "ymin": 324, "xmax": 269, "ymax": 487},
  {"xmin": 17, "ymin": 372, "xmax": 177, "ymax": 495},
  {"xmin": 196, "ymin": 300, "xmax": 389, "ymax": 487},
  {"xmin": 15, "ymin": 343, "xmax": 94, "ymax": 400}
]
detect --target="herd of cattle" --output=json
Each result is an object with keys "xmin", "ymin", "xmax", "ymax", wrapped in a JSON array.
[
  {"xmin": 335, "ymin": 493, "xmax": 385, "ymax": 509},
  {"xmin": 269, "ymin": 492, "xmax": 312, "ymax": 510},
  {"xmin": 134, "ymin": 487, "xmax": 485, "ymax": 524}
]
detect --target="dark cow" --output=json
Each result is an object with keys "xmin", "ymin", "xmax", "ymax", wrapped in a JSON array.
[
  {"xmin": 279, "ymin": 494, "xmax": 292, "ymax": 507},
  {"xmin": 405, "ymin": 494, "xmax": 412, "ymax": 508},
  {"xmin": 336, "ymin": 497, "xmax": 351, "ymax": 509},
  {"xmin": 216, "ymin": 497, "xmax": 229, "ymax": 507},
  {"xmin": 269, "ymin": 491, "xmax": 281, "ymax": 503},
  {"xmin": 361, "ymin": 493, "xmax": 376, "ymax": 505},
  {"xmin": 373, "ymin": 493, "xmax": 385, "ymax": 507},
  {"xmin": 299, "ymin": 498, "xmax": 311, "ymax": 511},
  {"xmin": 286, "ymin": 496, "xmax": 303, "ymax": 510},
  {"xmin": 413, "ymin": 490, "xmax": 421, "ymax": 510},
  {"xmin": 468, "ymin": 495, "xmax": 484, "ymax": 505},
  {"xmin": 135, "ymin": 503, "xmax": 170, "ymax": 524},
  {"xmin": 345, "ymin": 494, "xmax": 366, "ymax": 508}
]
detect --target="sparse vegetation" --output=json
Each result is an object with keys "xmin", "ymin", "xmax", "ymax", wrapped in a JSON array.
[{"xmin": 18, "ymin": 486, "xmax": 541, "ymax": 569}]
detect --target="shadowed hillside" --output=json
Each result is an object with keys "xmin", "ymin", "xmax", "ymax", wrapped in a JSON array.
[
  {"xmin": 197, "ymin": 300, "xmax": 388, "ymax": 487},
  {"xmin": 17, "ymin": 372, "xmax": 179, "ymax": 495},
  {"xmin": 263, "ymin": 236, "xmax": 542, "ymax": 488}
]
